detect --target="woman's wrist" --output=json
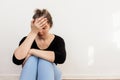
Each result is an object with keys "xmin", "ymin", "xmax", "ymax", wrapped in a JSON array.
[
  {"xmin": 30, "ymin": 30, "xmax": 38, "ymax": 35},
  {"xmin": 29, "ymin": 49, "xmax": 34, "ymax": 55},
  {"xmin": 27, "ymin": 31, "xmax": 38, "ymax": 39}
]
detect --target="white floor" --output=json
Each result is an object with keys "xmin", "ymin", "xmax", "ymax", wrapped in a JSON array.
[
  {"xmin": 0, "ymin": 77, "xmax": 120, "ymax": 80},
  {"xmin": 0, "ymin": 76, "xmax": 120, "ymax": 80}
]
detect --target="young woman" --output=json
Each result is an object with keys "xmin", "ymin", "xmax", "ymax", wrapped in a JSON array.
[{"xmin": 12, "ymin": 9, "xmax": 66, "ymax": 80}]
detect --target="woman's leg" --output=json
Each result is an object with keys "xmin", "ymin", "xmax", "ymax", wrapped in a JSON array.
[
  {"xmin": 53, "ymin": 64, "xmax": 62, "ymax": 80},
  {"xmin": 37, "ymin": 59, "xmax": 54, "ymax": 80},
  {"xmin": 20, "ymin": 56, "xmax": 38, "ymax": 80}
]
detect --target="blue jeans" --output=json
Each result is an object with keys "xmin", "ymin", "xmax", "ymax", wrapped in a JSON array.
[{"xmin": 20, "ymin": 56, "xmax": 62, "ymax": 80}]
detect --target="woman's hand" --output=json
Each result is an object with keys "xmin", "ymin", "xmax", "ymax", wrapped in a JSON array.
[{"xmin": 31, "ymin": 17, "xmax": 48, "ymax": 34}]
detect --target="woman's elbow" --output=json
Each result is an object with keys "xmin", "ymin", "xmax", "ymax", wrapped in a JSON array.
[
  {"xmin": 55, "ymin": 57, "xmax": 66, "ymax": 64},
  {"xmin": 12, "ymin": 54, "xmax": 25, "ymax": 65}
]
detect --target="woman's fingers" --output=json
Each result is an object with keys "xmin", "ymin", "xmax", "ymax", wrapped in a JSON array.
[
  {"xmin": 38, "ymin": 19, "xmax": 47, "ymax": 27},
  {"xmin": 34, "ymin": 17, "xmax": 48, "ymax": 28},
  {"xmin": 31, "ymin": 16, "xmax": 48, "ymax": 32},
  {"xmin": 35, "ymin": 17, "xmax": 46, "ymax": 24}
]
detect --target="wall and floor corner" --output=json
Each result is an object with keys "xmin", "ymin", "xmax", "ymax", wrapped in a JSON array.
[
  {"xmin": 1, "ymin": 0, "xmax": 120, "ymax": 80},
  {"xmin": 1, "ymin": 73, "xmax": 120, "ymax": 80},
  {"xmin": 1, "ymin": 74, "xmax": 120, "ymax": 80}
]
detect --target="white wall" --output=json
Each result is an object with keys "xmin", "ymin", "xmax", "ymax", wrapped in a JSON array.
[{"xmin": 1, "ymin": 0, "xmax": 120, "ymax": 79}]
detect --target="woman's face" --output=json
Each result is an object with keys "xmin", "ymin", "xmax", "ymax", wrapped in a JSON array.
[{"xmin": 38, "ymin": 23, "xmax": 51, "ymax": 36}]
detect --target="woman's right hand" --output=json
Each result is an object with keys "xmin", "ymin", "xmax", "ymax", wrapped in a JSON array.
[{"xmin": 31, "ymin": 17, "xmax": 48, "ymax": 34}]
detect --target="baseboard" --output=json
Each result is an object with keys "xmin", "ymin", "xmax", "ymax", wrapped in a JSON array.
[
  {"xmin": 1, "ymin": 74, "xmax": 120, "ymax": 79},
  {"xmin": 62, "ymin": 74, "xmax": 120, "ymax": 79}
]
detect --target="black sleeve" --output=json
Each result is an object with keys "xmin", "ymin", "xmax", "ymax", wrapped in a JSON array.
[
  {"xmin": 54, "ymin": 36, "xmax": 66, "ymax": 64},
  {"xmin": 12, "ymin": 37, "xmax": 26, "ymax": 65},
  {"xmin": 18, "ymin": 36, "xmax": 27, "ymax": 46},
  {"xmin": 12, "ymin": 55, "xmax": 25, "ymax": 65}
]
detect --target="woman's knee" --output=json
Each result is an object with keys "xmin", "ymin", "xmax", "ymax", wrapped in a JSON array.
[
  {"xmin": 20, "ymin": 56, "xmax": 38, "ymax": 80},
  {"xmin": 38, "ymin": 58, "xmax": 54, "ymax": 72},
  {"xmin": 24, "ymin": 56, "xmax": 38, "ymax": 66},
  {"xmin": 38, "ymin": 58, "xmax": 53, "ymax": 66},
  {"xmin": 37, "ymin": 59, "xmax": 54, "ymax": 80}
]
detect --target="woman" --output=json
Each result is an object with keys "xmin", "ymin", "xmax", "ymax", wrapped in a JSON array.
[{"xmin": 12, "ymin": 9, "xmax": 66, "ymax": 80}]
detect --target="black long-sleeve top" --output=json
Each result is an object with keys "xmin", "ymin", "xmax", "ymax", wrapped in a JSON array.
[{"xmin": 12, "ymin": 35, "xmax": 66, "ymax": 65}]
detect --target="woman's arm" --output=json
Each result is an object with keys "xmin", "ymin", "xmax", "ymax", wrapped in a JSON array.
[
  {"xmin": 13, "ymin": 17, "xmax": 47, "ymax": 61},
  {"xmin": 53, "ymin": 36, "xmax": 66, "ymax": 64},
  {"xmin": 27, "ymin": 36, "xmax": 66, "ymax": 64},
  {"xmin": 29, "ymin": 49, "xmax": 55, "ymax": 62},
  {"xmin": 13, "ymin": 31, "xmax": 38, "ymax": 60}
]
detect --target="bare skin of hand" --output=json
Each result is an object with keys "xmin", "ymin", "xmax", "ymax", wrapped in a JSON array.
[{"xmin": 31, "ymin": 17, "xmax": 48, "ymax": 34}]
